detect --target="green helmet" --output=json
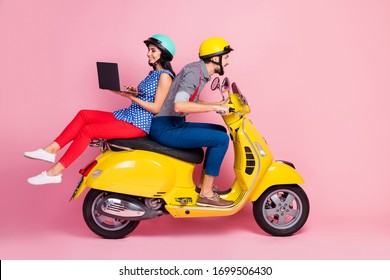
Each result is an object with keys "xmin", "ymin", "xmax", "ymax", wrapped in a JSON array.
[{"xmin": 144, "ymin": 34, "xmax": 176, "ymax": 61}]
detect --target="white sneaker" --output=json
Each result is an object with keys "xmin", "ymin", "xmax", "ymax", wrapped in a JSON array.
[
  {"xmin": 27, "ymin": 171, "xmax": 62, "ymax": 185},
  {"xmin": 24, "ymin": 149, "xmax": 55, "ymax": 163}
]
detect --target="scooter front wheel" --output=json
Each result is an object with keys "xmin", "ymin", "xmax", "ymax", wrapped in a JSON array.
[
  {"xmin": 253, "ymin": 185, "xmax": 309, "ymax": 236},
  {"xmin": 83, "ymin": 189, "xmax": 140, "ymax": 239}
]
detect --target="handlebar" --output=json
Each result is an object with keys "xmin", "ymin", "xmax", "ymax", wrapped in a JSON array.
[
  {"xmin": 216, "ymin": 107, "xmax": 235, "ymax": 115},
  {"xmin": 211, "ymin": 77, "xmax": 250, "ymax": 116}
]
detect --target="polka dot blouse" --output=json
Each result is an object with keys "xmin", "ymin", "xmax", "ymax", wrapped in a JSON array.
[{"xmin": 113, "ymin": 70, "xmax": 173, "ymax": 134}]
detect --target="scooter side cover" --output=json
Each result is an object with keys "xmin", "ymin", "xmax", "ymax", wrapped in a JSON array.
[{"xmin": 81, "ymin": 150, "xmax": 197, "ymax": 197}]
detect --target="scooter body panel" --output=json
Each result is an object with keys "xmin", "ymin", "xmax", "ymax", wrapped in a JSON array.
[
  {"xmin": 230, "ymin": 118, "xmax": 274, "ymax": 191},
  {"xmin": 81, "ymin": 150, "xmax": 197, "ymax": 197}
]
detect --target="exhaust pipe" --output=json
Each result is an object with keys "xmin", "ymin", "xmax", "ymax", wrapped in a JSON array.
[{"xmin": 96, "ymin": 194, "xmax": 164, "ymax": 221}]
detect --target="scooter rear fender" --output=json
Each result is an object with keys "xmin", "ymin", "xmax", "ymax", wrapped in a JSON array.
[{"xmin": 250, "ymin": 161, "xmax": 304, "ymax": 201}]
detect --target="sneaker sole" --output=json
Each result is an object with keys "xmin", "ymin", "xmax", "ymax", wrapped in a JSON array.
[
  {"xmin": 24, "ymin": 154, "xmax": 55, "ymax": 163},
  {"xmin": 28, "ymin": 180, "xmax": 62, "ymax": 185}
]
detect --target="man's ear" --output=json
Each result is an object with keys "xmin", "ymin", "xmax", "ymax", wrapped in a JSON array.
[{"xmin": 211, "ymin": 56, "xmax": 219, "ymax": 63}]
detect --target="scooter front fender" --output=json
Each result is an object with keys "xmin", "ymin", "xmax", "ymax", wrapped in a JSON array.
[{"xmin": 250, "ymin": 161, "xmax": 304, "ymax": 201}]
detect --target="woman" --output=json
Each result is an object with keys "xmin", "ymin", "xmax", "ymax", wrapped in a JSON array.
[{"xmin": 25, "ymin": 34, "xmax": 176, "ymax": 185}]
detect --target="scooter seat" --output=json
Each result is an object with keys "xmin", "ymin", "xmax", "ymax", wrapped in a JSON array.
[{"xmin": 107, "ymin": 137, "xmax": 204, "ymax": 164}]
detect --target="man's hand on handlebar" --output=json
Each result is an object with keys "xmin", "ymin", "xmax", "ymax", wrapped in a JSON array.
[{"xmin": 215, "ymin": 105, "xmax": 230, "ymax": 115}]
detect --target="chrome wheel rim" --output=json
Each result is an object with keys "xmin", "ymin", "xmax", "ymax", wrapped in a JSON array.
[{"xmin": 262, "ymin": 188, "xmax": 303, "ymax": 229}]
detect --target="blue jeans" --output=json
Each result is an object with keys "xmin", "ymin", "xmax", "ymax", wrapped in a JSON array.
[{"xmin": 149, "ymin": 116, "xmax": 229, "ymax": 176}]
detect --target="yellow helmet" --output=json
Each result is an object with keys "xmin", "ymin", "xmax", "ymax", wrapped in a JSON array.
[{"xmin": 199, "ymin": 37, "xmax": 234, "ymax": 59}]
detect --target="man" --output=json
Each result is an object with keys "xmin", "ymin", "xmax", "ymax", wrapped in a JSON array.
[{"xmin": 149, "ymin": 37, "xmax": 234, "ymax": 208}]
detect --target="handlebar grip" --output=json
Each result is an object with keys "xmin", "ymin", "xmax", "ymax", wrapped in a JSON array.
[{"xmin": 216, "ymin": 108, "xmax": 235, "ymax": 114}]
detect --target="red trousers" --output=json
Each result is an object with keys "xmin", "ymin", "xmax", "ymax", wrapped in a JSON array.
[{"xmin": 55, "ymin": 110, "xmax": 146, "ymax": 167}]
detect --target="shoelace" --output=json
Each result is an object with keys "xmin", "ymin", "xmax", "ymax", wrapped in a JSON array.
[{"xmin": 201, "ymin": 192, "xmax": 220, "ymax": 199}]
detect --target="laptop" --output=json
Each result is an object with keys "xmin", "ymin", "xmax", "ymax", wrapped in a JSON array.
[{"xmin": 96, "ymin": 62, "xmax": 138, "ymax": 94}]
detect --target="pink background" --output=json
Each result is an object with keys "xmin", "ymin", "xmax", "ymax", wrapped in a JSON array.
[{"xmin": 1, "ymin": 0, "xmax": 390, "ymax": 259}]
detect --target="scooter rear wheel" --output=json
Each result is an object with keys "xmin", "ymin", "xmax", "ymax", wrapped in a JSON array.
[
  {"xmin": 83, "ymin": 189, "xmax": 140, "ymax": 239},
  {"xmin": 253, "ymin": 184, "xmax": 309, "ymax": 236}
]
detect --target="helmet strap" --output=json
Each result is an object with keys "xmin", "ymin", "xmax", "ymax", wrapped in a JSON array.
[
  {"xmin": 210, "ymin": 55, "xmax": 224, "ymax": 76},
  {"xmin": 149, "ymin": 59, "xmax": 160, "ymax": 68}
]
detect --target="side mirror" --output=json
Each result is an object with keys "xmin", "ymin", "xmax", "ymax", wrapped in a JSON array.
[
  {"xmin": 211, "ymin": 76, "xmax": 229, "ymax": 102},
  {"xmin": 221, "ymin": 77, "xmax": 230, "ymax": 93},
  {"xmin": 211, "ymin": 77, "xmax": 220, "ymax": 91}
]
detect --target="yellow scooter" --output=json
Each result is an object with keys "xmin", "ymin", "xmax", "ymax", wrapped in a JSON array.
[{"xmin": 71, "ymin": 77, "xmax": 310, "ymax": 239}]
